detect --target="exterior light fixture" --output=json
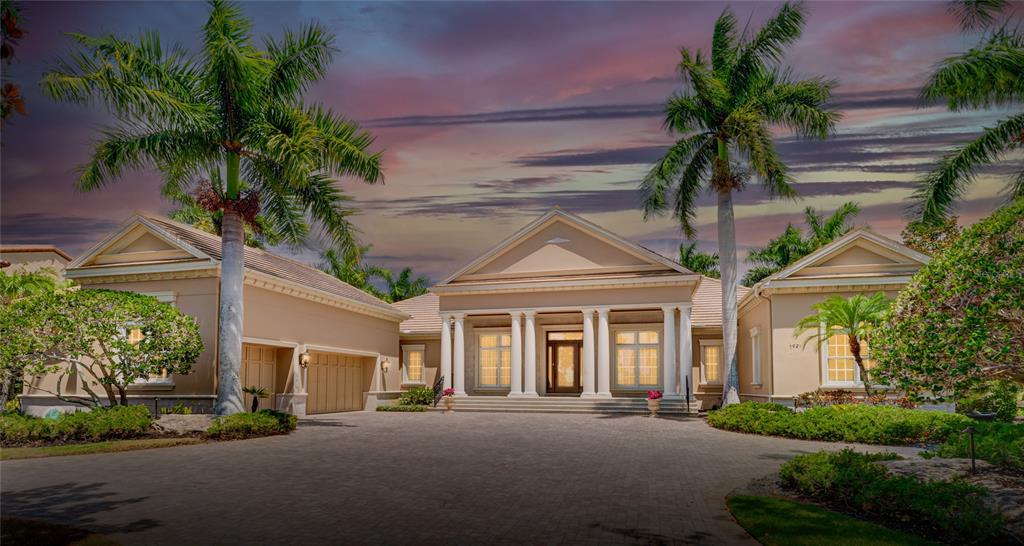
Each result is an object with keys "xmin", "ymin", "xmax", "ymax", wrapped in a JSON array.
[
  {"xmin": 299, "ymin": 351, "xmax": 311, "ymax": 368},
  {"xmin": 381, "ymin": 357, "xmax": 391, "ymax": 374}
]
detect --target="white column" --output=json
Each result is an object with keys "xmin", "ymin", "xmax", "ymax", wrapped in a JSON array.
[
  {"xmin": 662, "ymin": 306, "xmax": 678, "ymax": 398},
  {"xmin": 678, "ymin": 304, "xmax": 693, "ymax": 400},
  {"xmin": 440, "ymin": 314, "xmax": 452, "ymax": 390},
  {"xmin": 596, "ymin": 308, "xmax": 611, "ymax": 398},
  {"xmin": 453, "ymin": 313, "xmax": 466, "ymax": 396},
  {"xmin": 523, "ymin": 310, "xmax": 538, "ymax": 396},
  {"xmin": 508, "ymin": 311, "xmax": 523, "ymax": 397},
  {"xmin": 581, "ymin": 308, "xmax": 597, "ymax": 397}
]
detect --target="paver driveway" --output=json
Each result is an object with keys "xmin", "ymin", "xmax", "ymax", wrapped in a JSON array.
[{"xmin": 1, "ymin": 412, "xmax": 916, "ymax": 545}]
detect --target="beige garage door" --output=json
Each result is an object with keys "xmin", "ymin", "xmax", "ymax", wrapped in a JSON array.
[
  {"xmin": 307, "ymin": 351, "xmax": 367, "ymax": 414},
  {"xmin": 241, "ymin": 344, "xmax": 277, "ymax": 411}
]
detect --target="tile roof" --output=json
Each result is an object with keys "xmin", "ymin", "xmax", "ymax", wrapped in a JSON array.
[
  {"xmin": 393, "ymin": 292, "xmax": 441, "ymax": 334},
  {"xmin": 691, "ymin": 276, "xmax": 750, "ymax": 328},
  {"xmin": 140, "ymin": 213, "xmax": 404, "ymax": 318}
]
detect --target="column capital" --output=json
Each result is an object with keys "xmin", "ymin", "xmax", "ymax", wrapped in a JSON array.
[
  {"xmin": 677, "ymin": 303, "xmax": 693, "ymax": 314},
  {"xmin": 596, "ymin": 307, "xmax": 610, "ymax": 316},
  {"xmin": 522, "ymin": 309, "xmax": 537, "ymax": 318},
  {"xmin": 660, "ymin": 305, "xmax": 677, "ymax": 313},
  {"xmin": 450, "ymin": 312, "xmax": 466, "ymax": 320},
  {"xmin": 581, "ymin": 307, "xmax": 597, "ymax": 315},
  {"xmin": 508, "ymin": 309, "xmax": 523, "ymax": 318}
]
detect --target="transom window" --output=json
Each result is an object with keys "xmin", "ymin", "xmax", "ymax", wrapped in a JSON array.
[
  {"xmin": 402, "ymin": 345, "xmax": 425, "ymax": 384},
  {"xmin": 614, "ymin": 330, "xmax": 659, "ymax": 388},
  {"xmin": 701, "ymin": 340, "xmax": 723, "ymax": 385},
  {"xmin": 478, "ymin": 332, "xmax": 512, "ymax": 387},
  {"xmin": 825, "ymin": 330, "xmax": 875, "ymax": 384},
  {"xmin": 547, "ymin": 331, "xmax": 583, "ymax": 341}
]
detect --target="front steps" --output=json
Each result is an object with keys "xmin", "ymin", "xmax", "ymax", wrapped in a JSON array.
[{"xmin": 430, "ymin": 396, "xmax": 702, "ymax": 415}]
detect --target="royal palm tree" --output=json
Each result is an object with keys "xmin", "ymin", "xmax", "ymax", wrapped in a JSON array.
[
  {"xmin": 743, "ymin": 201, "xmax": 859, "ymax": 285},
  {"xmin": 170, "ymin": 201, "xmax": 285, "ymax": 249},
  {"xmin": 641, "ymin": 2, "xmax": 839, "ymax": 405},
  {"xmin": 794, "ymin": 292, "xmax": 891, "ymax": 395},
  {"xmin": 679, "ymin": 241, "xmax": 720, "ymax": 278},
  {"xmin": 914, "ymin": 0, "xmax": 1023, "ymax": 223},
  {"xmin": 381, "ymin": 267, "xmax": 430, "ymax": 303},
  {"xmin": 42, "ymin": 0, "xmax": 382, "ymax": 414},
  {"xmin": 318, "ymin": 244, "xmax": 388, "ymax": 301}
]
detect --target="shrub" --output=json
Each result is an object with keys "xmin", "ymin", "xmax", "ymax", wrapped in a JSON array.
[
  {"xmin": 929, "ymin": 421, "xmax": 1024, "ymax": 470},
  {"xmin": 707, "ymin": 402, "xmax": 970, "ymax": 445},
  {"xmin": 398, "ymin": 386, "xmax": 435, "ymax": 406},
  {"xmin": 875, "ymin": 199, "xmax": 1024, "ymax": 399},
  {"xmin": 206, "ymin": 410, "xmax": 296, "ymax": 440},
  {"xmin": 376, "ymin": 404, "xmax": 427, "ymax": 412},
  {"xmin": 0, "ymin": 405, "xmax": 152, "ymax": 446},
  {"xmin": 779, "ymin": 449, "xmax": 1004, "ymax": 543},
  {"xmin": 955, "ymin": 379, "xmax": 1021, "ymax": 422},
  {"xmin": 160, "ymin": 403, "xmax": 193, "ymax": 415}
]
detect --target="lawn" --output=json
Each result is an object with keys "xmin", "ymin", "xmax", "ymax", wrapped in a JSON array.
[
  {"xmin": 727, "ymin": 495, "xmax": 936, "ymax": 546},
  {"xmin": 1, "ymin": 437, "xmax": 205, "ymax": 460},
  {"xmin": 1, "ymin": 517, "xmax": 119, "ymax": 545}
]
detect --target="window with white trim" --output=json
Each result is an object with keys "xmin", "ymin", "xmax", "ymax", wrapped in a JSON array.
[
  {"xmin": 700, "ymin": 339, "xmax": 723, "ymax": 385},
  {"xmin": 823, "ymin": 328, "xmax": 875, "ymax": 385},
  {"xmin": 402, "ymin": 344, "xmax": 425, "ymax": 384},
  {"xmin": 750, "ymin": 328, "xmax": 762, "ymax": 385},
  {"xmin": 477, "ymin": 332, "xmax": 511, "ymax": 387},
  {"xmin": 614, "ymin": 330, "xmax": 659, "ymax": 388},
  {"xmin": 129, "ymin": 292, "xmax": 177, "ymax": 386}
]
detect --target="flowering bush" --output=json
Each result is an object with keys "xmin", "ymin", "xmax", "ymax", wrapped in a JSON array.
[
  {"xmin": 442, "ymin": 388, "xmax": 455, "ymax": 397},
  {"xmin": 646, "ymin": 390, "xmax": 663, "ymax": 400}
]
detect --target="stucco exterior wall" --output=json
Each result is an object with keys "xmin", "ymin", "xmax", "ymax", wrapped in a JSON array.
[
  {"xmin": 0, "ymin": 250, "xmax": 69, "ymax": 276},
  {"xmin": 769, "ymin": 289, "xmax": 901, "ymax": 398},
  {"xmin": 737, "ymin": 297, "xmax": 772, "ymax": 400}
]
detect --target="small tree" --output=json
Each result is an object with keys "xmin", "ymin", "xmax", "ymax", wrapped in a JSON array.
[
  {"xmin": 901, "ymin": 216, "xmax": 962, "ymax": 255},
  {"xmin": 794, "ymin": 292, "xmax": 891, "ymax": 395},
  {"xmin": 1, "ymin": 289, "xmax": 202, "ymax": 407},
  {"xmin": 875, "ymin": 199, "xmax": 1024, "ymax": 399}
]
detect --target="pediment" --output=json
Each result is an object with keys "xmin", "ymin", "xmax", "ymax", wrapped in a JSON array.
[
  {"xmin": 72, "ymin": 217, "xmax": 212, "ymax": 269},
  {"xmin": 773, "ymin": 230, "xmax": 929, "ymax": 281},
  {"xmin": 443, "ymin": 209, "xmax": 691, "ymax": 284}
]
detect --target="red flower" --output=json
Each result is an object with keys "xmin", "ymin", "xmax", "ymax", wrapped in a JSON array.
[{"xmin": 646, "ymin": 390, "xmax": 663, "ymax": 400}]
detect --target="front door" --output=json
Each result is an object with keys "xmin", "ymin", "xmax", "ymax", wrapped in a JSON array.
[{"xmin": 547, "ymin": 340, "xmax": 582, "ymax": 393}]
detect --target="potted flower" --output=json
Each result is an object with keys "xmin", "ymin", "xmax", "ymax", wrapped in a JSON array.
[
  {"xmin": 442, "ymin": 388, "xmax": 456, "ymax": 412},
  {"xmin": 646, "ymin": 390, "xmax": 663, "ymax": 417}
]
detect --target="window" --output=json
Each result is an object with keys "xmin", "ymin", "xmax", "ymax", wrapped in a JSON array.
[
  {"xmin": 750, "ymin": 328, "xmax": 762, "ymax": 385},
  {"xmin": 129, "ymin": 292, "xmax": 176, "ymax": 387},
  {"xmin": 547, "ymin": 331, "xmax": 583, "ymax": 341},
  {"xmin": 478, "ymin": 332, "xmax": 512, "ymax": 387},
  {"xmin": 823, "ymin": 328, "xmax": 875, "ymax": 385},
  {"xmin": 614, "ymin": 330, "xmax": 659, "ymax": 388},
  {"xmin": 402, "ymin": 345, "xmax": 425, "ymax": 384},
  {"xmin": 701, "ymin": 340, "xmax": 723, "ymax": 385}
]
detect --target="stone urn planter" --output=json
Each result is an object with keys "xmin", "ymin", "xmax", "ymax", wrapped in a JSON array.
[
  {"xmin": 442, "ymin": 387, "xmax": 456, "ymax": 413},
  {"xmin": 646, "ymin": 390, "xmax": 663, "ymax": 417}
]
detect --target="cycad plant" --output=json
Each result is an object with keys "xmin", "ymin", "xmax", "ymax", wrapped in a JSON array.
[
  {"xmin": 914, "ymin": 0, "xmax": 1024, "ymax": 222},
  {"xmin": 242, "ymin": 385, "xmax": 270, "ymax": 413},
  {"xmin": 794, "ymin": 292, "xmax": 891, "ymax": 395},
  {"xmin": 641, "ymin": 2, "xmax": 839, "ymax": 405},
  {"xmin": 42, "ymin": 0, "xmax": 382, "ymax": 415}
]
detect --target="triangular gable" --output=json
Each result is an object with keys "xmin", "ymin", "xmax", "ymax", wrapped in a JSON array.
[
  {"xmin": 440, "ymin": 208, "xmax": 692, "ymax": 284},
  {"xmin": 768, "ymin": 229, "xmax": 930, "ymax": 282},
  {"xmin": 69, "ymin": 214, "xmax": 216, "ymax": 269}
]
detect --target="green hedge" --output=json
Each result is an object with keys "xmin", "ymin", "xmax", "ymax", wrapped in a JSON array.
[
  {"xmin": 0, "ymin": 405, "xmax": 153, "ymax": 446},
  {"xmin": 779, "ymin": 449, "xmax": 1004, "ymax": 543},
  {"xmin": 398, "ymin": 386, "xmax": 435, "ymax": 406},
  {"xmin": 955, "ymin": 379, "xmax": 1021, "ymax": 422},
  {"xmin": 707, "ymin": 402, "xmax": 970, "ymax": 445},
  {"xmin": 928, "ymin": 421, "xmax": 1024, "ymax": 470},
  {"xmin": 206, "ymin": 410, "xmax": 297, "ymax": 440},
  {"xmin": 376, "ymin": 404, "xmax": 427, "ymax": 412}
]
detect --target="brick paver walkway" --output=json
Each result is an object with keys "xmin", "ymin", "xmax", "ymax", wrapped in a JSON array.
[{"xmin": 0, "ymin": 412, "xmax": 917, "ymax": 545}]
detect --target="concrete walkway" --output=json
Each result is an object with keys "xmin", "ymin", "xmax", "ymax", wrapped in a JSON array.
[{"xmin": 1, "ymin": 412, "xmax": 918, "ymax": 545}]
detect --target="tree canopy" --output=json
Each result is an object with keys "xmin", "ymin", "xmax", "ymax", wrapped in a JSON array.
[{"xmin": 679, "ymin": 241, "xmax": 720, "ymax": 278}]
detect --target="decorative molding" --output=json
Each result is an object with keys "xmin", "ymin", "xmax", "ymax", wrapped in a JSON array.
[
  {"xmin": 244, "ymin": 271, "xmax": 408, "ymax": 322},
  {"xmin": 72, "ymin": 268, "xmax": 218, "ymax": 284},
  {"xmin": 432, "ymin": 274, "xmax": 699, "ymax": 295}
]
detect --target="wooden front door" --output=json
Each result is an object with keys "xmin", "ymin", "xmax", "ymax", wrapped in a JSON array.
[{"xmin": 547, "ymin": 340, "xmax": 582, "ymax": 393}]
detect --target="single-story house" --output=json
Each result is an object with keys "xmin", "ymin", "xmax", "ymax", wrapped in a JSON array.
[
  {"xmin": 21, "ymin": 207, "xmax": 929, "ymax": 415},
  {"xmin": 22, "ymin": 212, "xmax": 410, "ymax": 417}
]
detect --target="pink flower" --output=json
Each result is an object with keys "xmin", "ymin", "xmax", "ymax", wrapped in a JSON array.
[
  {"xmin": 646, "ymin": 390, "xmax": 663, "ymax": 400},
  {"xmin": 442, "ymin": 388, "xmax": 456, "ymax": 397}
]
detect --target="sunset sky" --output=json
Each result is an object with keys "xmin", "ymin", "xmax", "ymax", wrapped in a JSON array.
[{"xmin": 1, "ymin": 1, "xmax": 1017, "ymax": 281}]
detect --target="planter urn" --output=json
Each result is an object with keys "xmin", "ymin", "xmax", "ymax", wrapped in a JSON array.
[
  {"xmin": 443, "ymin": 396, "xmax": 454, "ymax": 413},
  {"xmin": 647, "ymin": 399, "xmax": 661, "ymax": 417}
]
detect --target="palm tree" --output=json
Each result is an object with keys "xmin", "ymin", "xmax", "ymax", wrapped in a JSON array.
[
  {"xmin": 318, "ymin": 244, "xmax": 389, "ymax": 301},
  {"xmin": 640, "ymin": 2, "xmax": 839, "ymax": 405},
  {"xmin": 794, "ymin": 292, "xmax": 890, "ymax": 395},
  {"xmin": 381, "ymin": 267, "xmax": 430, "ymax": 303},
  {"xmin": 0, "ymin": 269, "xmax": 62, "ymax": 305},
  {"xmin": 743, "ymin": 201, "xmax": 859, "ymax": 285},
  {"xmin": 679, "ymin": 241, "xmax": 720, "ymax": 278},
  {"xmin": 42, "ymin": 0, "xmax": 382, "ymax": 415},
  {"xmin": 169, "ymin": 201, "xmax": 285, "ymax": 249},
  {"xmin": 914, "ymin": 0, "xmax": 1023, "ymax": 223}
]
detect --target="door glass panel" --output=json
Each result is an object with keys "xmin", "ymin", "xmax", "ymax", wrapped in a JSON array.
[
  {"xmin": 556, "ymin": 345, "xmax": 575, "ymax": 387},
  {"xmin": 616, "ymin": 348, "xmax": 635, "ymax": 385},
  {"xmin": 638, "ymin": 347, "xmax": 659, "ymax": 385}
]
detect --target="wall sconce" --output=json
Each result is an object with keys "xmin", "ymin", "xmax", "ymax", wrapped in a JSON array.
[
  {"xmin": 380, "ymin": 357, "xmax": 391, "ymax": 374},
  {"xmin": 299, "ymin": 351, "xmax": 311, "ymax": 369}
]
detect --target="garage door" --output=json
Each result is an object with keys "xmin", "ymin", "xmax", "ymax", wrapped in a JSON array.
[
  {"xmin": 241, "ymin": 344, "xmax": 277, "ymax": 411},
  {"xmin": 307, "ymin": 351, "xmax": 367, "ymax": 414}
]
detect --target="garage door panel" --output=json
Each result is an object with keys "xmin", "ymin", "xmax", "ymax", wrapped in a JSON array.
[
  {"xmin": 306, "ymin": 351, "xmax": 368, "ymax": 414},
  {"xmin": 241, "ymin": 344, "xmax": 277, "ymax": 411}
]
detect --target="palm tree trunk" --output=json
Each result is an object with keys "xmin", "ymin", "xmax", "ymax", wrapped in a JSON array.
[
  {"xmin": 215, "ymin": 208, "xmax": 246, "ymax": 415},
  {"xmin": 718, "ymin": 189, "xmax": 741, "ymax": 406},
  {"xmin": 850, "ymin": 337, "xmax": 873, "ymax": 396}
]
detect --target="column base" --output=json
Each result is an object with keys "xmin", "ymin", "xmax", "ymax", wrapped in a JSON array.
[
  {"xmin": 663, "ymin": 393, "xmax": 683, "ymax": 400},
  {"xmin": 453, "ymin": 391, "xmax": 468, "ymax": 397},
  {"xmin": 507, "ymin": 392, "xmax": 529, "ymax": 398},
  {"xmin": 580, "ymin": 392, "xmax": 601, "ymax": 399},
  {"xmin": 520, "ymin": 391, "xmax": 539, "ymax": 397},
  {"xmin": 594, "ymin": 392, "xmax": 613, "ymax": 399}
]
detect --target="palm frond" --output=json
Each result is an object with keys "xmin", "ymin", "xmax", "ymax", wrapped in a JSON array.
[
  {"xmin": 756, "ymin": 69, "xmax": 840, "ymax": 139},
  {"xmin": 921, "ymin": 29, "xmax": 1024, "ymax": 110},
  {"xmin": 265, "ymin": 22, "xmax": 336, "ymax": 102},
  {"xmin": 730, "ymin": 2, "xmax": 806, "ymax": 93},
  {"xmin": 711, "ymin": 7, "xmax": 738, "ymax": 79},
  {"xmin": 948, "ymin": 0, "xmax": 1009, "ymax": 31},
  {"xmin": 307, "ymin": 103, "xmax": 383, "ymax": 184},
  {"xmin": 77, "ymin": 125, "xmax": 219, "ymax": 191},
  {"xmin": 640, "ymin": 132, "xmax": 711, "ymax": 221}
]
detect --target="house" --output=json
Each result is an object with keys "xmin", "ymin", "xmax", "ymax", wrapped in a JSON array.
[
  {"xmin": 0, "ymin": 244, "xmax": 72, "ymax": 276},
  {"xmin": 21, "ymin": 212, "xmax": 409, "ymax": 417},
  {"xmin": 21, "ymin": 207, "xmax": 929, "ymax": 416}
]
